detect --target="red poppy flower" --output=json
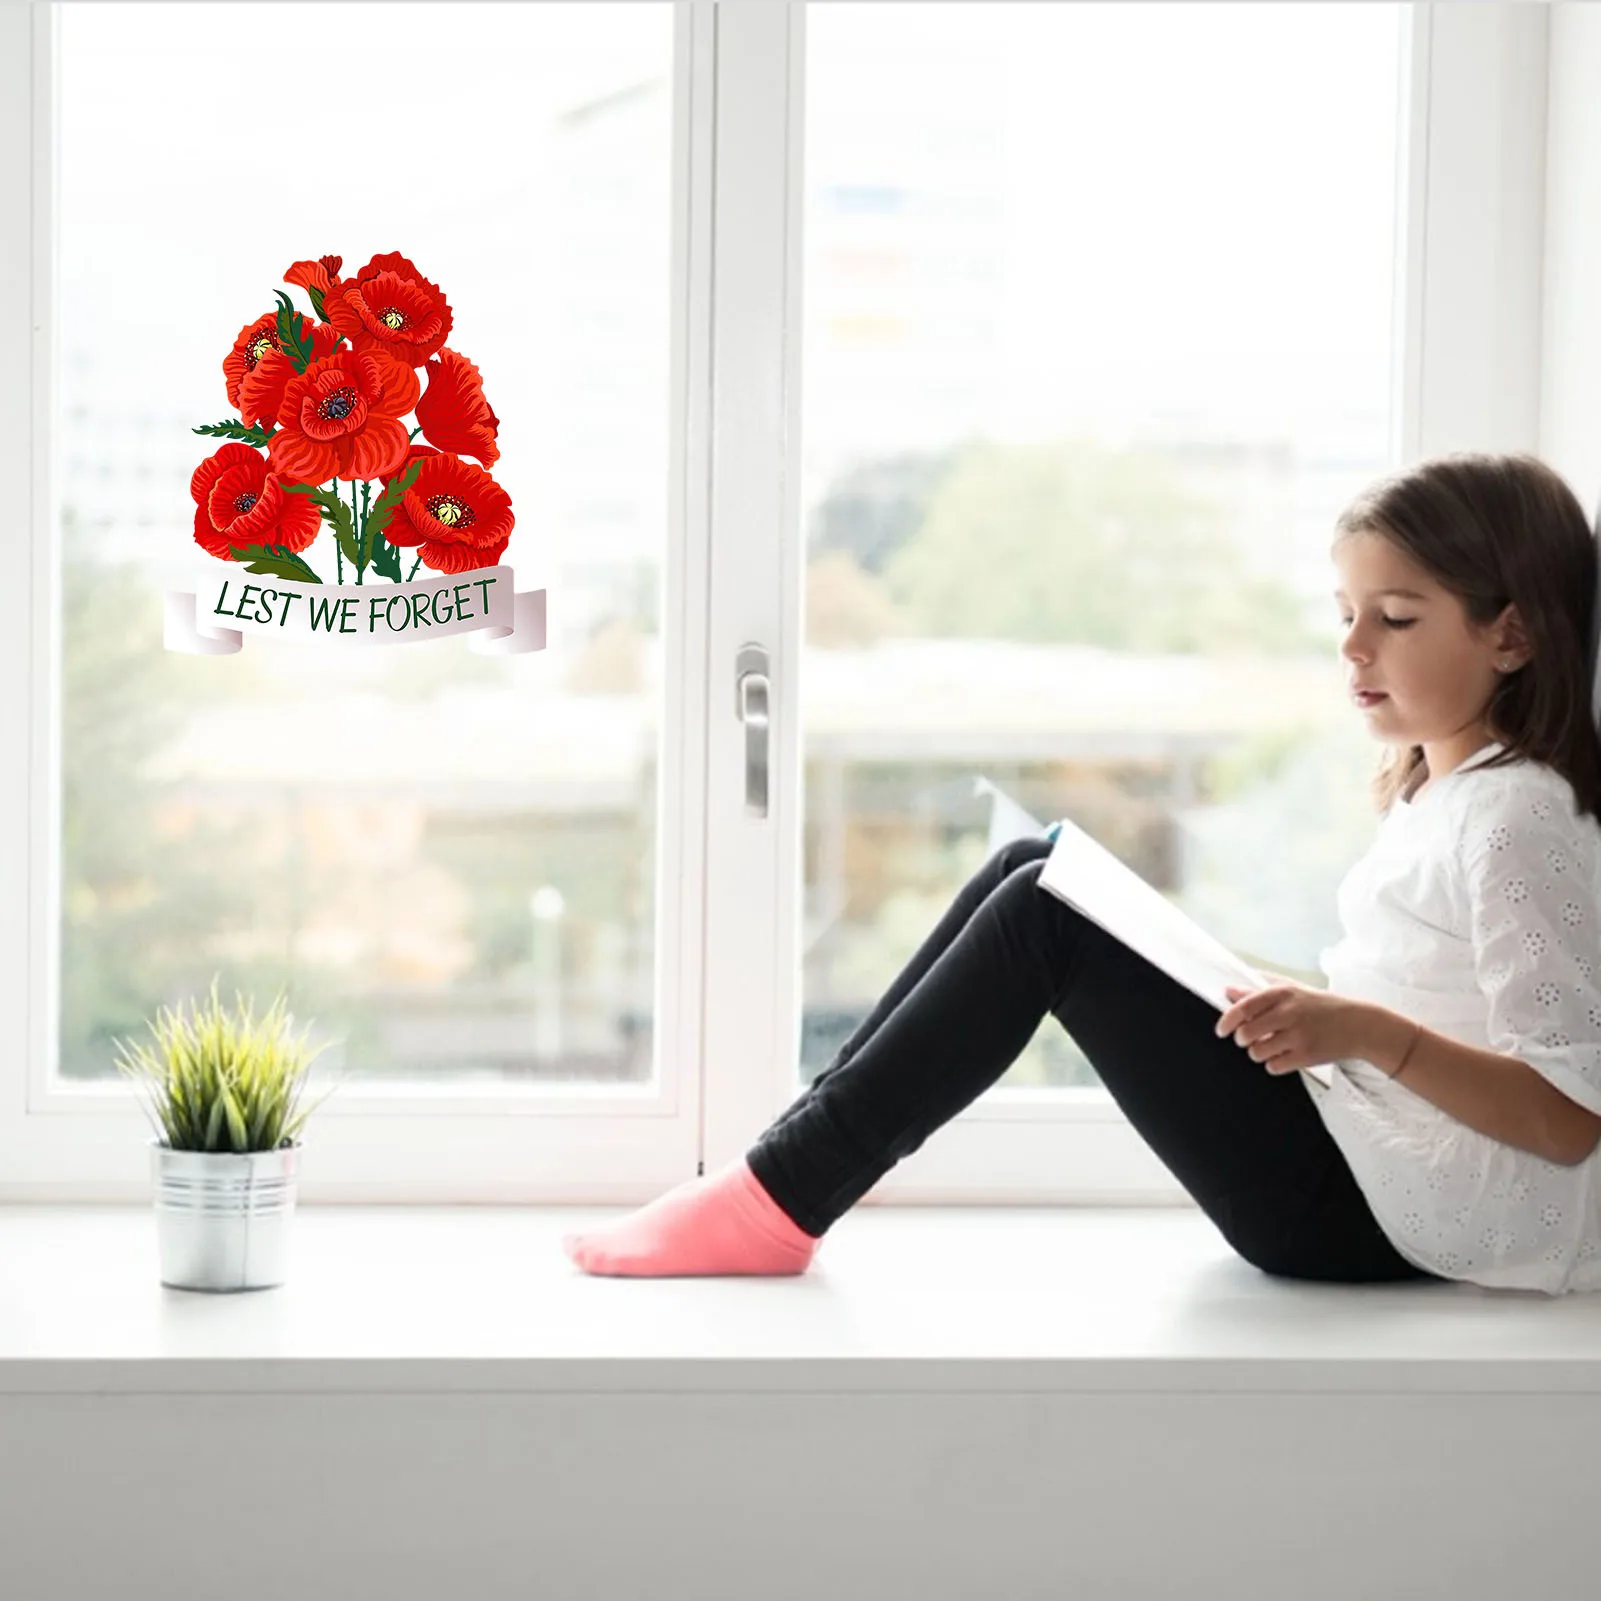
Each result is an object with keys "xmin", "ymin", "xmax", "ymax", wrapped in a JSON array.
[
  {"xmin": 415, "ymin": 348, "xmax": 500, "ymax": 467},
  {"xmin": 225, "ymin": 311, "xmax": 346, "ymax": 429},
  {"xmin": 284, "ymin": 255, "xmax": 345, "ymax": 307},
  {"xmin": 318, "ymin": 252, "xmax": 453, "ymax": 369},
  {"xmin": 191, "ymin": 443, "xmax": 320, "ymax": 562},
  {"xmin": 378, "ymin": 445, "xmax": 514, "ymax": 574},
  {"xmin": 267, "ymin": 348, "xmax": 422, "ymax": 483}
]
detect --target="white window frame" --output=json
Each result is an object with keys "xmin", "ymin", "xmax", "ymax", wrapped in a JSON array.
[
  {"xmin": 0, "ymin": 2, "xmax": 1556, "ymax": 1204},
  {"xmin": 0, "ymin": 1, "xmax": 716, "ymax": 1202}
]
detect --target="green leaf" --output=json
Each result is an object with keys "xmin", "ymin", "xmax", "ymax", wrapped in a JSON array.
[
  {"xmin": 331, "ymin": 505, "xmax": 359, "ymax": 571},
  {"xmin": 362, "ymin": 457, "xmax": 425, "ymax": 565},
  {"xmin": 193, "ymin": 420, "xmax": 275, "ymax": 447},
  {"xmin": 203, "ymin": 1095, "xmax": 227, "ymax": 1153},
  {"xmin": 307, "ymin": 282, "xmax": 328, "ymax": 321},
  {"xmin": 227, "ymin": 544, "xmax": 324, "ymax": 584},
  {"xmin": 369, "ymin": 536, "xmax": 402, "ymax": 582},
  {"xmin": 281, "ymin": 481, "xmax": 358, "ymax": 570},
  {"xmin": 246, "ymin": 1094, "xmax": 275, "ymax": 1150},
  {"xmin": 281, "ymin": 481, "xmax": 342, "ymax": 515},
  {"xmin": 218, "ymin": 1079, "xmax": 249, "ymax": 1151},
  {"xmin": 273, "ymin": 290, "xmax": 316, "ymax": 374}
]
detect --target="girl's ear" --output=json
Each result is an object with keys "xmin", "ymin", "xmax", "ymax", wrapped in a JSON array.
[{"xmin": 1490, "ymin": 601, "xmax": 1531, "ymax": 668}]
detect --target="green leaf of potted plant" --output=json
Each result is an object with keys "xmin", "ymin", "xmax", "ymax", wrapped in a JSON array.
[{"xmin": 113, "ymin": 977, "xmax": 340, "ymax": 1292}]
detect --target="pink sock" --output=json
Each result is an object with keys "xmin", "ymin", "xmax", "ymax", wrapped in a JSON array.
[{"xmin": 562, "ymin": 1157, "xmax": 820, "ymax": 1277}]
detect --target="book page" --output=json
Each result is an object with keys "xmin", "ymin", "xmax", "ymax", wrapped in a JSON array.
[{"xmin": 1037, "ymin": 815, "xmax": 1337, "ymax": 1087}]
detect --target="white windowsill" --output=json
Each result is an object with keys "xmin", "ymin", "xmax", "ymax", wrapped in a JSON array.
[{"xmin": 3, "ymin": 1202, "xmax": 1600, "ymax": 1396}]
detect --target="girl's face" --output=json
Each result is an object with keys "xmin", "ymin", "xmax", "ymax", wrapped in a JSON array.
[{"xmin": 1331, "ymin": 529, "xmax": 1525, "ymax": 754}]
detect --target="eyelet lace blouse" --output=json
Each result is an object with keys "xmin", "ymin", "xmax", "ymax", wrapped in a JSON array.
[{"xmin": 1309, "ymin": 741, "xmax": 1601, "ymax": 1294}]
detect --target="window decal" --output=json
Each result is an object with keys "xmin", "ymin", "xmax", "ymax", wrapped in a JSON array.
[{"xmin": 164, "ymin": 251, "xmax": 545, "ymax": 654}]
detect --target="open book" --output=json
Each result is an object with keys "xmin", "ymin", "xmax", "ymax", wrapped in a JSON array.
[{"xmin": 1037, "ymin": 814, "xmax": 1337, "ymax": 1089}]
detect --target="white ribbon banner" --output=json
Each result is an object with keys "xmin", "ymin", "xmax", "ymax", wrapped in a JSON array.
[{"xmin": 163, "ymin": 566, "xmax": 546, "ymax": 655}]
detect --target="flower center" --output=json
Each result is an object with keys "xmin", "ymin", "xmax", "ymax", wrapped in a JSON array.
[
  {"xmin": 379, "ymin": 306, "xmax": 409, "ymax": 332},
  {"xmin": 233, "ymin": 492, "xmax": 258, "ymax": 514},
  {"xmin": 247, "ymin": 333, "xmax": 278, "ymax": 369},
  {"xmin": 319, "ymin": 386, "xmax": 357, "ymax": 422},
  {"xmin": 426, "ymin": 494, "xmax": 475, "ymax": 530}
]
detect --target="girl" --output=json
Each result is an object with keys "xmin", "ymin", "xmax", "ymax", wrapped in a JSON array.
[{"xmin": 564, "ymin": 452, "xmax": 1601, "ymax": 1296}]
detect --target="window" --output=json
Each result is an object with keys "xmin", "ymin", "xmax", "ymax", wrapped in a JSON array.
[
  {"xmin": 799, "ymin": 1, "xmax": 1405, "ymax": 1091},
  {"xmin": 0, "ymin": 3, "xmax": 1548, "ymax": 1200}
]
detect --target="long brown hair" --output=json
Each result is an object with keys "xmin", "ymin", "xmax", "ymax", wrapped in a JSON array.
[{"xmin": 1331, "ymin": 452, "xmax": 1601, "ymax": 822}]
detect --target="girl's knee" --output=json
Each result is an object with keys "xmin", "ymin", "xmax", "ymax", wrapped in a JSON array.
[
  {"xmin": 989, "ymin": 836, "xmax": 1054, "ymax": 879},
  {"xmin": 994, "ymin": 854, "xmax": 1068, "ymax": 914},
  {"xmin": 988, "ymin": 859, "xmax": 1087, "ymax": 966}
]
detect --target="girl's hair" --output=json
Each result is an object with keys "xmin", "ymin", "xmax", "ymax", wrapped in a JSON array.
[{"xmin": 1332, "ymin": 452, "xmax": 1601, "ymax": 822}]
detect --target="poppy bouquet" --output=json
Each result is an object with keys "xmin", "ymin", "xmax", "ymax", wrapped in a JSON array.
[{"xmin": 190, "ymin": 252, "xmax": 513, "ymax": 586}]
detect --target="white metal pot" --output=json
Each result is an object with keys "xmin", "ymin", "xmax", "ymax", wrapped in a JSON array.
[{"xmin": 150, "ymin": 1138, "xmax": 301, "ymax": 1292}]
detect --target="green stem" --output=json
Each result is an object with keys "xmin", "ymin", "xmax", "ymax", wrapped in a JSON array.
[
  {"xmin": 408, "ymin": 425, "xmax": 423, "ymax": 441},
  {"xmin": 350, "ymin": 479, "xmax": 362, "ymax": 584},
  {"xmin": 326, "ymin": 480, "xmax": 344, "ymax": 585},
  {"xmin": 406, "ymin": 554, "xmax": 423, "ymax": 582}
]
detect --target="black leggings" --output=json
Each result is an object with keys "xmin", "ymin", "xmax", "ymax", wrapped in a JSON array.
[{"xmin": 746, "ymin": 836, "xmax": 1444, "ymax": 1284}]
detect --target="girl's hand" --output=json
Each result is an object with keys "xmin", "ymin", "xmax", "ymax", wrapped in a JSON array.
[{"xmin": 1215, "ymin": 980, "xmax": 1372, "ymax": 1075}]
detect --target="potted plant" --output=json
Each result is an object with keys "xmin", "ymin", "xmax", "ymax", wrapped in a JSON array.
[{"xmin": 113, "ymin": 979, "xmax": 339, "ymax": 1292}]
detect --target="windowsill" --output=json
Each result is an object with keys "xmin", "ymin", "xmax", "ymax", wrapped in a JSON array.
[{"xmin": 3, "ymin": 1202, "xmax": 1600, "ymax": 1395}]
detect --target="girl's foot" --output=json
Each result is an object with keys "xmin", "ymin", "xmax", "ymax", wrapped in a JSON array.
[{"xmin": 562, "ymin": 1157, "xmax": 821, "ymax": 1277}]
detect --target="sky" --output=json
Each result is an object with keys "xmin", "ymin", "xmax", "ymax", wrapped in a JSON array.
[{"xmin": 807, "ymin": 1, "xmax": 1403, "ymax": 440}]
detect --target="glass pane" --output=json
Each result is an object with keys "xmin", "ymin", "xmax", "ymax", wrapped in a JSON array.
[
  {"xmin": 56, "ymin": 2, "xmax": 673, "ymax": 1085},
  {"xmin": 800, "ymin": 2, "xmax": 1403, "ymax": 1090}
]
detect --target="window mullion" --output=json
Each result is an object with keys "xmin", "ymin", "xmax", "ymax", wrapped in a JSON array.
[{"xmin": 1409, "ymin": 1, "xmax": 1547, "ymax": 460}]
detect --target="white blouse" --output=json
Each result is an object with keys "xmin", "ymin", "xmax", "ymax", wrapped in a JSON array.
[{"xmin": 1308, "ymin": 740, "xmax": 1601, "ymax": 1295}]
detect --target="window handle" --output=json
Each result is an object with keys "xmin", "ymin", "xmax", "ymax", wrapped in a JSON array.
[{"xmin": 735, "ymin": 643, "xmax": 770, "ymax": 819}]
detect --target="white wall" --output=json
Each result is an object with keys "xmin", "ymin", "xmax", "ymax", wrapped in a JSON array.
[{"xmin": 2, "ymin": 1389, "xmax": 1599, "ymax": 1599}]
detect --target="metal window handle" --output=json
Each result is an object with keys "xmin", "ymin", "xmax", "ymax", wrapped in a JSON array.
[{"xmin": 735, "ymin": 643, "xmax": 770, "ymax": 819}]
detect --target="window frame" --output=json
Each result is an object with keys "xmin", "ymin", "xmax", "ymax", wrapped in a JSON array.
[
  {"xmin": 1, "ymin": 0, "xmax": 715, "ymax": 1201},
  {"xmin": 700, "ymin": 1, "xmax": 1559, "ymax": 1211},
  {"xmin": 0, "ymin": 2, "xmax": 1556, "ymax": 1203}
]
